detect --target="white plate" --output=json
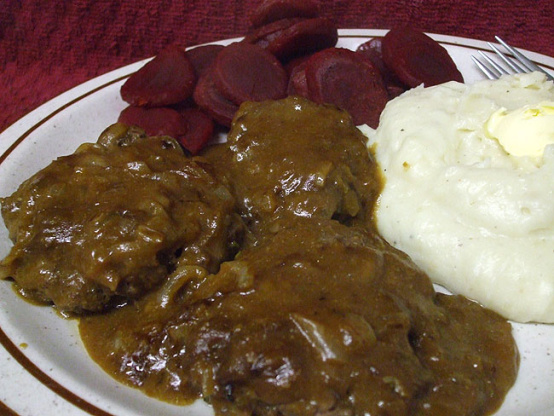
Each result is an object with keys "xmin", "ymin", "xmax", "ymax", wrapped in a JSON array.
[{"xmin": 1, "ymin": 30, "xmax": 553, "ymax": 416}]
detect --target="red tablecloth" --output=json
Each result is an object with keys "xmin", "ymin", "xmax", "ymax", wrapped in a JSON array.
[{"xmin": 1, "ymin": 0, "xmax": 553, "ymax": 133}]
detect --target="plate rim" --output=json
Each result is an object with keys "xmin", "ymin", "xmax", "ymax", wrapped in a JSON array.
[{"xmin": 1, "ymin": 29, "xmax": 553, "ymax": 416}]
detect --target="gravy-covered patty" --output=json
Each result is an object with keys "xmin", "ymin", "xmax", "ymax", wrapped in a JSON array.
[
  {"xmin": 81, "ymin": 217, "xmax": 518, "ymax": 416},
  {"xmin": 78, "ymin": 99, "xmax": 518, "ymax": 416},
  {"xmin": 0, "ymin": 124, "xmax": 241, "ymax": 313},
  {"xmin": 204, "ymin": 96, "xmax": 380, "ymax": 235}
]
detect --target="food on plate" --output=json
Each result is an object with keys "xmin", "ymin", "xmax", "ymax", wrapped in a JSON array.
[
  {"xmin": 185, "ymin": 44, "xmax": 225, "ymax": 78},
  {"xmin": 118, "ymin": 105, "xmax": 216, "ymax": 155},
  {"xmin": 381, "ymin": 27, "xmax": 464, "ymax": 87},
  {"xmin": 246, "ymin": 17, "xmax": 339, "ymax": 61},
  {"xmin": 0, "ymin": 124, "xmax": 241, "ymax": 314},
  {"xmin": 287, "ymin": 56, "xmax": 309, "ymax": 96},
  {"xmin": 193, "ymin": 66, "xmax": 240, "ymax": 127},
  {"xmin": 356, "ymin": 37, "xmax": 409, "ymax": 98},
  {"xmin": 355, "ymin": 29, "xmax": 464, "ymax": 98},
  {"xmin": 118, "ymin": 105, "xmax": 188, "ymax": 138},
  {"xmin": 249, "ymin": 0, "xmax": 320, "ymax": 28},
  {"xmin": 305, "ymin": 47, "xmax": 389, "ymax": 127},
  {"xmin": 485, "ymin": 101, "xmax": 554, "ymax": 157},
  {"xmin": 365, "ymin": 72, "xmax": 554, "ymax": 323},
  {"xmin": 205, "ymin": 96, "xmax": 381, "ymax": 235},
  {"xmin": 81, "ymin": 219, "xmax": 518, "ymax": 416},
  {"xmin": 120, "ymin": 44, "xmax": 197, "ymax": 107},
  {"xmin": 119, "ymin": 24, "xmax": 461, "ymax": 145},
  {"xmin": 212, "ymin": 42, "xmax": 288, "ymax": 104},
  {"xmin": 0, "ymin": 2, "xmax": 513, "ymax": 408},
  {"xmin": 244, "ymin": 17, "xmax": 306, "ymax": 48},
  {"xmin": 117, "ymin": 0, "xmax": 463, "ymax": 152},
  {"xmin": 177, "ymin": 108, "xmax": 215, "ymax": 154},
  {"xmin": 118, "ymin": 0, "xmax": 339, "ymax": 143},
  {"xmin": 80, "ymin": 97, "xmax": 518, "ymax": 416}
]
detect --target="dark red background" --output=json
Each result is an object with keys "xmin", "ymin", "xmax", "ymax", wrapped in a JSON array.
[{"xmin": 1, "ymin": 0, "xmax": 553, "ymax": 133}]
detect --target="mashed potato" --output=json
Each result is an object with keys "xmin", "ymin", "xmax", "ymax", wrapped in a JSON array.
[{"xmin": 363, "ymin": 72, "xmax": 554, "ymax": 323}]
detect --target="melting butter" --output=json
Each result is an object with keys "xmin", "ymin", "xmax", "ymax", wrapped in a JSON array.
[{"xmin": 485, "ymin": 101, "xmax": 554, "ymax": 158}]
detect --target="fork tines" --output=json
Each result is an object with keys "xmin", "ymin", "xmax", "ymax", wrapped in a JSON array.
[{"xmin": 473, "ymin": 36, "xmax": 554, "ymax": 81}]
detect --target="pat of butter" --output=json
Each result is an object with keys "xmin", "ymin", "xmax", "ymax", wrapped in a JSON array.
[{"xmin": 485, "ymin": 101, "xmax": 554, "ymax": 158}]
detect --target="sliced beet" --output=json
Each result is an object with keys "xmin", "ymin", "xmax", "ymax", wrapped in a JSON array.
[
  {"xmin": 356, "ymin": 38, "xmax": 408, "ymax": 98},
  {"xmin": 284, "ymin": 54, "xmax": 310, "ymax": 76},
  {"xmin": 250, "ymin": 0, "xmax": 320, "ymax": 28},
  {"xmin": 385, "ymin": 83, "xmax": 406, "ymax": 99},
  {"xmin": 305, "ymin": 48, "xmax": 389, "ymax": 128},
  {"xmin": 356, "ymin": 38, "xmax": 389, "ymax": 76},
  {"xmin": 185, "ymin": 44, "xmax": 225, "ymax": 78},
  {"xmin": 243, "ymin": 18, "xmax": 304, "ymax": 50},
  {"xmin": 287, "ymin": 59, "xmax": 309, "ymax": 97},
  {"xmin": 193, "ymin": 67, "xmax": 239, "ymax": 128},
  {"xmin": 265, "ymin": 17, "xmax": 338, "ymax": 61},
  {"xmin": 212, "ymin": 42, "xmax": 288, "ymax": 105},
  {"xmin": 118, "ymin": 106, "xmax": 188, "ymax": 138},
  {"xmin": 120, "ymin": 45, "xmax": 197, "ymax": 107},
  {"xmin": 381, "ymin": 27, "xmax": 464, "ymax": 87},
  {"xmin": 177, "ymin": 108, "xmax": 215, "ymax": 155}
]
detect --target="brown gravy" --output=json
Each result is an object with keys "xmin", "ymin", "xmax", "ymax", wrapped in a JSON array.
[
  {"xmin": 79, "ymin": 98, "xmax": 518, "ymax": 415},
  {"xmin": 1, "ymin": 96, "xmax": 518, "ymax": 415},
  {"xmin": 0, "ymin": 124, "xmax": 241, "ymax": 313}
]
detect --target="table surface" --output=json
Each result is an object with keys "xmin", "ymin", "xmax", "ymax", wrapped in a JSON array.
[{"xmin": 1, "ymin": 0, "xmax": 553, "ymax": 134}]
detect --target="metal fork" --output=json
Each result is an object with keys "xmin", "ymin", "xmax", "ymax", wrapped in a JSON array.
[{"xmin": 472, "ymin": 36, "xmax": 554, "ymax": 81}]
